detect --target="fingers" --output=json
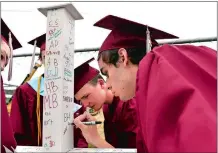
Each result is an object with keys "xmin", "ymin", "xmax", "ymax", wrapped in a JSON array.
[
  {"xmin": 74, "ymin": 118, "xmax": 87, "ymax": 130},
  {"xmin": 85, "ymin": 111, "xmax": 97, "ymax": 122},
  {"xmin": 73, "ymin": 112, "xmax": 97, "ymax": 130},
  {"xmin": 74, "ymin": 113, "xmax": 87, "ymax": 130},
  {"xmin": 75, "ymin": 112, "xmax": 87, "ymax": 121}
]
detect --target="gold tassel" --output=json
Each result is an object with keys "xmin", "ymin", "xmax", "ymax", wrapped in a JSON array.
[
  {"xmin": 28, "ymin": 63, "xmax": 42, "ymax": 81},
  {"xmin": 36, "ymin": 75, "xmax": 42, "ymax": 145}
]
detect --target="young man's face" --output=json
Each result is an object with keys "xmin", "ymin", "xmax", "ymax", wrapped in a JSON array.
[
  {"xmin": 1, "ymin": 42, "xmax": 10, "ymax": 71},
  {"xmin": 98, "ymin": 48, "xmax": 136, "ymax": 101},
  {"xmin": 75, "ymin": 79, "xmax": 108, "ymax": 111}
]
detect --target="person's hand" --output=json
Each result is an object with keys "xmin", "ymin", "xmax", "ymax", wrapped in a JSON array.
[{"xmin": 74, "ymin": 111, "xmax": 101, "ymax": 146}]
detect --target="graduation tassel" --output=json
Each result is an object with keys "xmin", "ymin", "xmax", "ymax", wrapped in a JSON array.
[
  {"xmin": 146, "ymin": 26, "xmax": 152, "ymax": 53},
  {"xmin": 8, "ymin": 32, "xmax": 13, "ymax": 81},
  {"xmin": 22, "ymin": 62, "xmax": 42, "ymax": 84},
  {"xmin": 36, "ymin": 75, "xmax": 42, "ymax": 145},
  {"xmin": 29, "ymin": 40, "xmax": 37, "ymax": 74}
]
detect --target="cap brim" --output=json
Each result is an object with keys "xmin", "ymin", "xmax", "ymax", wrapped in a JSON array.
[
  {"xmin": 28, "ymin": 33, "xmax": 46, "ymax": 48},
  {"xmin": 1, "ymin": 19, "xmax": 22, "ymax": 50},
  {"xmin": 94, "ymin": 15, "xmax": 179, "ymax": 39},
  {"xmin": 74, "ymin": 57, "xmax": 95, "ymax": 70}
]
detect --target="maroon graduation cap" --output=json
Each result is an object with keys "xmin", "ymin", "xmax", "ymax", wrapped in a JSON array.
[
  {"xmin": 94, "ymin": 15, "xmax": 179, "ymax": 53},
  {"xmin": 74, "ymin": 57, "xmax": 99, "ymax": 94},
  {"xmin": 27, "ymin": 33, "xmax": 46, "ymax": 73},
  {"xmin": 28, "ymin": 33, "xmax": 46, "ymax": 52},
  {"xmin": 1, "ymin": 18, "xmax": 22, "ymax": 50}
]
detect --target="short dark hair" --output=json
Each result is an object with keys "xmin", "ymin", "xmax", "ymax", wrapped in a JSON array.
[
  {"xmin": 97, "ymin": 47, "xmax": 147, "ymax": 67},
  {"xmin": 88, "ymin": 74, "xmax": 104, "ymax": 86},
  {"xmin": 38, "ymin": 52, "xmax": 42, "ymax": 60}
]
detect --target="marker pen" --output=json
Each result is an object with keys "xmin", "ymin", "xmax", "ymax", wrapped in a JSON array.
[{"xmin": 69, "ymin": 121, "xmax": 102, "ymax": 126}]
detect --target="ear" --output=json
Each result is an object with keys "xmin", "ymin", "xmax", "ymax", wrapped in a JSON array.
[
  {"xmin": 98, "ymin": 78, "xmax": 105, "ymax": 89},
  {"xmin": 117, "ymin": 48, "xmax": 128, "ymax": 67}
]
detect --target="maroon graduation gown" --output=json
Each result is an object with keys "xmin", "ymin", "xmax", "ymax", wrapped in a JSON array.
[
  {"xmin": 1, "ymin": 76, "xmax": 17, "ymax": 153},
  {"xmin": 103, "ymin": 97, "xmax": 138, "ymax": 148},
  {"xmin": 10, "ymin": 82, "xmax": 87, "ymax": 147},
  {"xmin": 10, "ymin": 83, "xmax": 43, "ymax": 146},
  {"xmin": 136, "ymin": 44, "xmax": 217, "ymax": 152}
]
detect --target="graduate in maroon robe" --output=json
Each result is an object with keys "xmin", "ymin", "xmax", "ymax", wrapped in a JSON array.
[
  {"xmin": 93, "ymin": 15, "xmax": 216, "ymax": 152},
  {"xmin": 10, "ymin": 34, "xmax": 87, "ymax": 147},
  {"xmin": 74, "ymin": 58, "xmax": 138, "ymax": 148},
  {"xmin": 1, "ymin": 18, "xmax": 22, "ymax": 153}
]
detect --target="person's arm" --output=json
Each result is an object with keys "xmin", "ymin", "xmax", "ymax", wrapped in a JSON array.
[
  {"xmin": 74, "ymin": 112, "xmax": 114, "ymax": 148},
  {"xmin": 10, "ymin": 86, "xmax": 31, "ymax": 145},
  {"xmin": 1, "ymin": 77, "xmax": 17, "ymax": 153},
  {"xmin": 92, "ymin": 137, "xmax": 114, "ymax": 148}
]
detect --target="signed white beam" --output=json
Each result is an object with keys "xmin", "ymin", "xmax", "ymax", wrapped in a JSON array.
[{"xmin": 39, "ymin": 3, "xmax": 83, "ymax": 152}]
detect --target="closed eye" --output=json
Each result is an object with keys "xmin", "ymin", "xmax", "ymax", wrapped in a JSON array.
[
  {"xmin": 81, "ymin": 93, "xmax": 90, "ymax": 100},
  {"xmin": 100, "ymin": 68, "xmax": 107, "ymax": 76},
  {"xmin": 105, "ymin": 73, "xmax": 109, "ymax": 78},
  {"xmin": 100, "ymin": 68, "xmax": 109, "ymax": 78}
]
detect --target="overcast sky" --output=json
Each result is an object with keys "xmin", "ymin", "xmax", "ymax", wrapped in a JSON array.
[{"xmin": 1, "ymin": 1, "xmax": 217, "ymax": 88}]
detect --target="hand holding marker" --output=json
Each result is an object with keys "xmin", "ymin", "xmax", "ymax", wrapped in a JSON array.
[{"xmin": 69, "ymin": 121, "xmax": 102, "ymax": 126}]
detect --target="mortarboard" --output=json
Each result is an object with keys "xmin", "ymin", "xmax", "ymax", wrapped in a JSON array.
[
  {"xmin": 1, "ymin": 18, "xmax": 22, "ymax": 81},
  {"xmin": 1, "ymin": 19, "xmax": 22, "ymax": 50},
  {"xmin": 94, "ymin": 15, "xmax": 179, "ymax": 53},
  {"xmin": 74, "ymin": 57, "xmax": 99, "ymax": 94},
  {"xmin": 28, "ymin": 33, "xmax": 46, "ymax": 52}
]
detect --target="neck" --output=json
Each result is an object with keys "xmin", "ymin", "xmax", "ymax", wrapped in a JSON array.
[
  {"xmin": 127, "ymin": 64, "xmax": 139, "ymax": 97},
  {"xmin": 130, "ymin": 64, "xmax": 138, "ymax": 83}
]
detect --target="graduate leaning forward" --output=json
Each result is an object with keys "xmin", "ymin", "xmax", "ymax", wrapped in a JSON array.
[
  {"xmin": 1, "ymin": 18, "xmax": 22, "ymax": 153},
  {"xmin": 74, "ymin": 57, "xmax": 138, "ymax": 148},
  {"xmin": 75, "ymin": 15, "xmax": 217, "ymax": 152},
  {"xmin": 10, "ymin": 34, "xmax": 87, "ymax": 147}
]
